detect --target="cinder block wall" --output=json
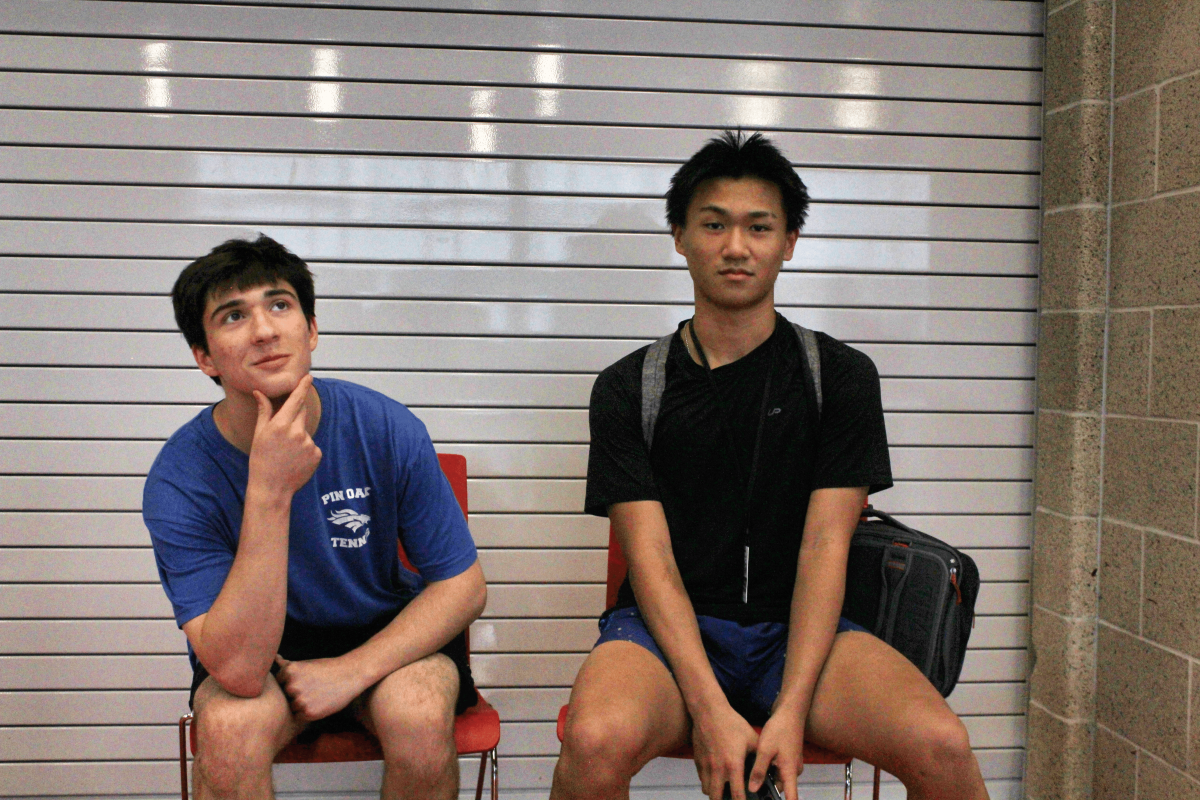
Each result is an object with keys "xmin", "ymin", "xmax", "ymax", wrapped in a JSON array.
[{"xmin": 1028, "ymin": 0, "xmax": 1200, "ymax": 797}]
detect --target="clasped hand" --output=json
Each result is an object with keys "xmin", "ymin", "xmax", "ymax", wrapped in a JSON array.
[
  {"xmin": 693, "ymin": 701, "xmax": 806, "ymax": 800},
  {"xmin": 273, "ymin": 655, "xmax": 365, "ymax": 722}
]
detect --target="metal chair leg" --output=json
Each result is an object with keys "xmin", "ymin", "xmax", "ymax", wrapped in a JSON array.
[
  {"xmin": 178, "ymin": 713, "xmax": 192, "ymax": 800},
  {"xmin": 490, "ymin": 748, "xmax": 498, "ymax": 800},
  {"xmin": 474, "ymin": 749, "xmax": 488, "ymax": 800},
  {"xmin": 872, "ymin": 765, "xmax": 881, "ymax": 800},
  {"xmin": 844, "ymin": 762, "xmax": 852, "ymax": 800}
]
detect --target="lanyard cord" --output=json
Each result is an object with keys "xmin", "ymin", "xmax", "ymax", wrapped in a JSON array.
[{"xmin": 686, "ymin": 319, "xmax": 776, "ymax": 536}]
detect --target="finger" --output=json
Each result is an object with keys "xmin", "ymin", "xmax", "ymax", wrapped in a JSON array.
[
  {"xmin": 771, "ymin": 756, "xmax": 797, "ymax": 800},
  {"xmin": 277, "ymin": 374, "xmax": 312, "ymax": 422},
  {"xmin": 748, "ymin": 750, "xmax": 769, "ymax": 792},
  {"xmin": 254, "ymin": 390, "xmax": 272, "ymax": 426},
  {"xmin": 727, "ymin": 759, "xmax": 746, "ymax": 800}
]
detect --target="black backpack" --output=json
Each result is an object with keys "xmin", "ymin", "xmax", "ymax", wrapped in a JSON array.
[{"xmin": 638, "ymin": 322, "xmax": 979, "ymax": 697}]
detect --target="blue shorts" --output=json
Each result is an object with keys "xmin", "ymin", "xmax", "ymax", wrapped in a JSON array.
[{"xmin": 594, "ymin": 606, "xmax": 870, "ymax": 726}]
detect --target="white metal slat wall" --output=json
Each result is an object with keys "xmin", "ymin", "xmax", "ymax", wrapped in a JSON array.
[{"xmin": 0, "ymin": 2, "xmax": 1042, "ymax": 797}]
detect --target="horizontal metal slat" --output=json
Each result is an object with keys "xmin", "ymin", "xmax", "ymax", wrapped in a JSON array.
[
  {"xmin": 0, "ymin": 296, "xmax": 1037, "ymax": 343},
  {"xmin": 0, "ymin": 332, "xmax": 1037, "ymax": 377},
  {"xmin": 0, "ymin": 1, "xmax": 1045, "ymax": 34},
  {"xmin": 0, "ymin": 511, "xmax": 1031, "ymax": 549},
  {"xmin": 0, "ymin": 545, "xmax": 1028, "ymax": 585},
  {"xmin": 0, "ymin": 368, "xmax": 1035, "ymax": 413},
  {"xmin": 0, "ymin": 440, "xmax": 1033, "ymax": 480},
  {"xmin": 0, "ymin": 680, "xmax": 1028, "ymax": 725},
  {"xmin": 0, "ymin": 612, "xmax": 1028, "ymax": 655},
  {"xmin": 0, "ymin": 73, "xmax": 1040, "ymax": 139},
  {"xmin": 0, "ymin": 2, "xmax": 1043, "ymax": 67},
  {"xmin": 0, "ymin": 405, "xmax": 1031, "ymax": 446},
  {"xmin": 0, "ymin": 184, "xmax": 1041, "ymax": 241},
  {"xmin": 1, "ymin": 110, "xmax": 1042, "ymax": 171},
  {"xmin": 0, "ymin": 476, "xmax": 1030, "ymax": 514},
  {"xmin": 0, "ymin": 580, "xmax": 1026, "ymax": 620},
  {"xmin": 0, "ymin": 147, "xmax": 1042, "ymax": 206}
]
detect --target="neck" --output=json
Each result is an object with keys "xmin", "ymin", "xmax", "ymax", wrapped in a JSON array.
[
  {"xmin": 212, "ymin": 381, "xmax": 322, "ymax": 454},
  {"xmin": 689, "ymin": 300, "xmax": 778, "ymax": 369}
]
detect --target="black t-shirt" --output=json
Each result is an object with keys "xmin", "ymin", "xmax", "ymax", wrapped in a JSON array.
[{"xmin": 585, "ymin": 314, "xmax": 893, "ymax": 624}]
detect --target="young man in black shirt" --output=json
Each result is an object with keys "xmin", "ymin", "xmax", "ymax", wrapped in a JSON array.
[{"xmin": 550, "ymin": 133, "xmax": 989, "ymax": 800}]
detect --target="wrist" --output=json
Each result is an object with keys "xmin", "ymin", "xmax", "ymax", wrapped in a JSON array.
[{"xmin": 244, "ymin": 480, "xmax": 294, "ymax": 511}]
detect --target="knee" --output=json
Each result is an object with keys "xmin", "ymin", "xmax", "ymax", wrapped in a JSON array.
[
  {"xmin": 561, "ymin": 707, "xmax": 644, "ymax": 780},
  {"xmin": 194, "ymin": 693, "xmax": 286, "ymax": 791},
  {"xmin": 902, "ymin": 714, "xmax": 978, "ymax": 792},
  {"xmin": 371, "ymin": 671, "xmax": 457, "ymax": 772}
]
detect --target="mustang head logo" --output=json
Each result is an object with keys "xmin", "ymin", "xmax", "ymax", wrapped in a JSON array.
[{"xmin": 328, "ymin": 509, "xmax": 371, "ymax": 533}]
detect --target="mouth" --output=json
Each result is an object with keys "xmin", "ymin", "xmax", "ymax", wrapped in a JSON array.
[
  {"xmin": 253, "ymin": 354, "xmax": 289, "ymax": 367},
  {"xmin": 718, "ymin": 268, "xmax": 755, "ymax": 277}
]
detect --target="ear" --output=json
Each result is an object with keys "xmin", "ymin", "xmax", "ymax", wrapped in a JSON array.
[
  {"xmin": 781, "ymin": 229, "xmax": 799, "ymax": 262},
  {"xmin": 307, "ymin": 316, "xmax": 319, "ymax": 352},
  {"xmin": 192, "ymin": 345, "xmax": 220, "ymax": 379},
  {"xmin": 671, "ymin": 224, "xmax": 686, "ymax": 256}
]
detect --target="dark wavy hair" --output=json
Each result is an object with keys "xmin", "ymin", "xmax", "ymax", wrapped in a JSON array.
[
  {"xmin": 171, "ymin": 235, "xmax": 316, "ymax": 381},
  {"xmin": 665, "ymin": 131, "xmax": 809, "ymax": 232}
]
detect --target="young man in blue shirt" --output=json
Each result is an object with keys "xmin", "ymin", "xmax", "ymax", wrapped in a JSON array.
[
  {"xmin": 551, "ymin": 133, "xmax": 989, "ymax": 800},
  {"xmin": 144, "ymin": 235, "xmax": 486, "ymax": 800}
]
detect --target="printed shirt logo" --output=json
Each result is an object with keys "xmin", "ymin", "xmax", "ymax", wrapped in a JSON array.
[{"xmin": 322, "ymin": 486, "xmax": 374, "ymax": 548}]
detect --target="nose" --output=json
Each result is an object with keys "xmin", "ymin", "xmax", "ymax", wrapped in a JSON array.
[
  {"xmin": 723, "ymin": 225, "xmax": 750, "ymax": 259},
  {"xmin": 249, "ymin": 307, "xmax": 279, "ymax": 342}
]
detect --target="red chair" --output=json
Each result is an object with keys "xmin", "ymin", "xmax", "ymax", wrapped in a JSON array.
[
  {"xmin": 555, "ymin": 524, "xmax": 880, "ymax": 800},
  {"xmin": 178, "ymin": 453, "xmax": 499, "ymax": 800}
]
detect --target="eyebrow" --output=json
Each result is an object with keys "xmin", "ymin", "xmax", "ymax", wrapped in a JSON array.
[
  {"xmin": 697, "ymin": 205, "xmax": 777, "ymax": 219},
  {"xmin": 207, "ymin": 287, "xmax": 298, "ymax": 324}
]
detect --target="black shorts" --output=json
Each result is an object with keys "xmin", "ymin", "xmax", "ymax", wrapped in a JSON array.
[{"xmin": 189, "ymin": 612, "xmax": 477, "ymax": 738}]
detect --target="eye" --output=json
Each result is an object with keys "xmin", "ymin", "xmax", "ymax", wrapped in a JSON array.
[
  {"xmin": 221, "ymin": 310, "xmax": 244, "ymax": 324},
  {"xmin": 271, "ymin": 298, "xmax": 291, "ymax": 311},
  {"xmin": 703, "ymin": 221, "xmax": 724, "ymax": 230}
]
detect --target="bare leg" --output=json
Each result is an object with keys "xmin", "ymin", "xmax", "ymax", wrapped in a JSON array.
[
  {"xmin": 192, "ymin": 675, "xmax": 303, "ymax": 800},
  {"xmin": 359, "ymin": 652, "xmax": 461, "ymax": 800},
  {"xmin": 805, "ymin": 632, "xmax": 989, "ymax": 800},
  {"xmin": 551, "ymin": 641, "xmax": 693, "ymax": 800}
]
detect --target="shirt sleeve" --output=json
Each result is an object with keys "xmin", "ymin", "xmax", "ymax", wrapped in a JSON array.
[
  {"xmin": 810, "ymin": 336, "xmax": 894, "ymax": 494},
  {"xmin": 143, "ymin": 475, "xmax": 237, "ymax": 629},
  {"xmin": 392, "ymin": 416, "xmax": 479, "ymax": 583},
  {"xmin": 584, "ymin": 351, "xmax": 661, "ymax": 517}
]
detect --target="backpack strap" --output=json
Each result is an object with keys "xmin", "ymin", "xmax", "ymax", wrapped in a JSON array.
[
  {"xmin": 640, "ymin": 333, "xmax": 674, "ymax": 449},
  {"xmin": 792, "ymin": 322, "xmax": 823, "ymax": 417},
  {"xmin": 639, "ymin": 323, "xmax": 822, "ymax": 451}
]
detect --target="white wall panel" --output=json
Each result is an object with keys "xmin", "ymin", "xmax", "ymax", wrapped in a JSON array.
[{"xmin": 0, "ymin": 2, "xmax": 1040, "ymax": 797}]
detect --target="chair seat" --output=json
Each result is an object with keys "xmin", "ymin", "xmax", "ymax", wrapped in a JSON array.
[
  {"xmin": 190, "ymin": 693, "xmax": 501, "ymax": 763},
  {"xmin": 555, "ymin": 704, "xmax": 850, "ymax": 765}
]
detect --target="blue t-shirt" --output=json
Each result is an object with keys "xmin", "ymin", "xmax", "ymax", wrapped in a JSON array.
[{"xmin": 143, "ymin": 378, "xmax": 478, "ymax": 642}]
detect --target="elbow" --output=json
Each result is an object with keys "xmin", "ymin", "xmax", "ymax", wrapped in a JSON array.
[
  {"xmin": 467, "ymin": 576, "xmax": 487, "ymax": 623},
  {"xmin": 206, "ymin": 662, "xmax": 272, "ymax": 699}
]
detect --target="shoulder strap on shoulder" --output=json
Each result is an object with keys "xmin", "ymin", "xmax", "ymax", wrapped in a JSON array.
[
  {"xmin": 791, "ymin": 322, "xmax": 822, "ymax": 417},
  {"xmin": 640, "ymin": 333, "xmax": 674, "ymax": 449}
]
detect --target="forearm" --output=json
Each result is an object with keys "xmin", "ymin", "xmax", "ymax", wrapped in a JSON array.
[
  {"xmin": 773, "ymin": 487, "xmax": 867, "ymax": 720},
  {"xmin": 773, "ymin": 534, "xmax": 848, "ymax": 719},
  {"xmin": 336, "ymin": 560, "xmax": 487, "ymax": 692},
  {"xmin": 184, "ymin": 484, "xmax": 294, "ymax": 696},
  {"xmin": 613, "ymin": 503, "xmax": 728, "ymax": 721}
]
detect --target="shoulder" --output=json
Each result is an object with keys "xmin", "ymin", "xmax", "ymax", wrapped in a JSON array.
[
  {"xmin": 145, "ymin": 410, "xmax": 217, "ymax": 482},
  {"xmin": 814, "ymin": 330, "xmax": 880, "ymax": 384},
  {"xmin": 591, "ymin": 343, "xmax": 653, "ymax": 402},
  {"xmin": 143, "ymin": 410, "xmax": 228, "ymax": 513},
  {"xmin": 319, "ymin": 377, "xmax": 423, "ymax": 429}
]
